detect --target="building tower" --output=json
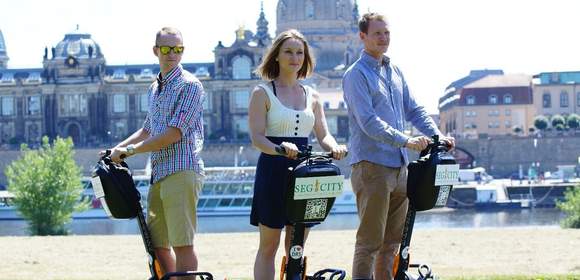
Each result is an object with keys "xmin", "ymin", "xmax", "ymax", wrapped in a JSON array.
[
  {"xmin": 276, "ymin": 0, "xmax": 360, "ymax": 73},
  {"xmin": 0, "ymin": 29, "xmax": 9, "ymax": 69},
  {"xmin": 254, "ymin": 1, "xmax": 272, "ymax": 46}
]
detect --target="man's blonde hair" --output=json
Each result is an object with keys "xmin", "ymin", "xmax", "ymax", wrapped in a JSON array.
[{"xmin": 155, "ymin": 27, "xmax": 183, "ymax": 45}]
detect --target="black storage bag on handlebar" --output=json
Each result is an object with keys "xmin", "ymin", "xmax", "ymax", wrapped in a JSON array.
[
  {"xmin": 286, "ymin": 157, "xmax": 342, "ymax": 223},
  {"xmin": 91, "ymin": 157, "xmax": 141, "ymax": 219},
  {"xmin": 407, "ymin": 139, "xmax": 457, "ymax": 211}
]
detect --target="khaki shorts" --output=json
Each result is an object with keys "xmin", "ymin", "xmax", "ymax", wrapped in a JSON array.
[{"xmin": 147, "ymin": 170, "xmax": 202, "ymax": 248}]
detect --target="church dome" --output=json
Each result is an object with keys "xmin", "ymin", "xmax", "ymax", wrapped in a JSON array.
[
  {"xmin": 276, "ymin": 0, "xmax": 360, "ymax": 71},
  {"xmin": 54, "ymin": 28, "xmax": 103, "ymax": 59},
  {"xmin": 277, "ymin": 0, "xmax": 357, "ymax": 31}
]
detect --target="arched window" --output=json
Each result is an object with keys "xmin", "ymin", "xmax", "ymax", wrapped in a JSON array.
[
  {"xmin": 489, "ymin": 95, "xmax": 498, "ymax": 104},
  {"xmin": 232, "ymin": 56, "xmax": 251, "ymax": 80},
  {"xmin": 542, "ymin": 92, "xmax": 551, "ymax": 108},
  {"xmin": 560, "ymin": 91, "xmax": 569, "ymax": 107},
  {"xmin": 503, "ymin": 94, "xmax": 512, "ymax": 104},
  {"xmin": 305, "ymin": 0, "xmax": 315, "ymax": 19}
]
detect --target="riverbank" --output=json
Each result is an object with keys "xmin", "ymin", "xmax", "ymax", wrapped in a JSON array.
[{"xmin": 1, "ymin": 227, "xmax": 579, "ymax": 279}]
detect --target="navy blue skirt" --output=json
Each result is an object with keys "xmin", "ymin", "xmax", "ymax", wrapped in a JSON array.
[{"xmin": 250, "ymin": 136, "xmax": 312, "ymax": 229}]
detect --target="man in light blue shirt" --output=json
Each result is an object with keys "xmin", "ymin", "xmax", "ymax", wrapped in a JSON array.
[{"xmin": 343, "ymin": 12, "xmax": 454, "ymax": 280}]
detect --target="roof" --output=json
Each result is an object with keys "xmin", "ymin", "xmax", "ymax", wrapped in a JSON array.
[
  {"xmin": 105, "ymin": 62, "xmax": 215, "ymax": 78},
  {"xmin": 444, "ymin": 69, "xmax": 504, "ymax": 91},
  {"xmin": 535, "ymin": 71, "xmax": 580, "ymax": 84},
  {"xmin": 464, "ymin": 74, "xmax": 531, "ymax": 88}
]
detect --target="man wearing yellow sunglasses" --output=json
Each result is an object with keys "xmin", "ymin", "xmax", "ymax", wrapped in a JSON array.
[{"xmin": 107, "ymin": 27, "xmax": 205, "ymax": 279}]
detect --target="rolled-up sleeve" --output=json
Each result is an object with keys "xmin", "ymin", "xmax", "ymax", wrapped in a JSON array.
[
  {"xmin": 168, "ymin": 81, "xmax": 205, "ymax": 135},
  {"xmin": 343, "ymin": 68, "xmax": 409, "ymax": 147}
]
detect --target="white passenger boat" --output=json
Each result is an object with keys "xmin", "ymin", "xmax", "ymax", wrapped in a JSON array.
[{"xmin": 0, "ymin": 166, "xmax": 357, "ymax": 220}]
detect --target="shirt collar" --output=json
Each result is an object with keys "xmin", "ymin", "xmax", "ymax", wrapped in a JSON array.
[
  {"xmin": 360, "ymin": 50, "xmax": 390, "ymax": 69},
  {"xmin": 157, "ymin": 64, "xmax": 183, "ymax": 84}
]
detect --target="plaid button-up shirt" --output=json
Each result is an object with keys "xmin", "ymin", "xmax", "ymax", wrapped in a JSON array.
[{"xmin": 143, "ymin": 64, "xmax": 205, "ymax": 183}]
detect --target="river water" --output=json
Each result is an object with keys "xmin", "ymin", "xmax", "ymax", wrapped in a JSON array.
[{"xmin": 0, "ymin": 208, "xmax": 566, "ymax": 236}]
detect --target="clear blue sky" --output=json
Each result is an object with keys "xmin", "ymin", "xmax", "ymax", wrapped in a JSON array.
[{"xmin": 1, "ymin": 0, "xmax": 579, "ymax": 113}]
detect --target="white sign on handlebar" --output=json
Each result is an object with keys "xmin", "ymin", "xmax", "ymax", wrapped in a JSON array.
[
  {"xmin": 293, "ymin": 175, "xmax": 345, "ymax": 200},
  {"xmin": 434, "ymin": 164, "xmax": 460, "ymax": 186}
]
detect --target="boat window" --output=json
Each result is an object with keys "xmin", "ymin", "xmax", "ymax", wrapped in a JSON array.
[
  {"xmin": 231, "ymin": 198, "xmax": 245, "ymax": 207},
  {"xmin": 197, "ymin": 199, "xmax": 207, "ymax": 208},
  {"xmin": 243, "ymin": 198, "xmax": 253, "ymax": 206},
  {"xmin": 219, "ymin": 198, "xmax": 233, "ymax": 207},
  {"xmin": 202, "ymin": 184, "xmax": 214, "ymax": 195},
  {"xmin": 204, "ymin": 199, "xmax": 219, "ymax": 208},
  {"xmin": 241, "ymin": 183, "xmax": 253, "ymax": 194},
  {"xmin": 214, "ymin": 184, "xmax": 227, "ymax": 195},
  {"xmin": 226, "ymin": 185, "xmax": 240, "ymax": 195}
]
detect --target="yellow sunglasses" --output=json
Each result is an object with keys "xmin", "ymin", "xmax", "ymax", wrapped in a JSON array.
[{"xmin": 156, "ymin": 45, "xmax": 184, "ymax": 55}]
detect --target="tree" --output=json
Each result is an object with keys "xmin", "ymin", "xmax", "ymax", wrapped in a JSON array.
[
  {"xmin": 534, "ymin": 115, "xmax": 549, "ymax": 131},
  {"xmin": 512, "ymin": 126, "xmax": 523, "ymax": 134},
  {"xmin": 6, "ymin": 136, "xmax": 88, "ymax": 235},
  {"xmin": 551, "ymin": 114, "xmax": 565, "ymax": 128},
  {"xmin": 566, "ymin": 113, "xmax": 580, "ymax": 130},
  {"xmin": 557, "ymin": 184, "xmax": 580, "ymax": 228}
]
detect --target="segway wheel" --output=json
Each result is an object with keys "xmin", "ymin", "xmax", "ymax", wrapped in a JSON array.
[
  {"xmin": 280, "ymin": 255, "xmax": 287, "ymax": 280},
  {"xmin": 301, "ymin": 256, "xmax": 308, "ymax": 280}
]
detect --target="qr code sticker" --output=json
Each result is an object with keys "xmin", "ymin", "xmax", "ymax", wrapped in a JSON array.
[
  {"xmin": 435, "ymin": 185, "xmax": 451, "ymax": 207},
  {"xmin": 304, "ymin": 199, "xmax": 327, "ymax": 220}
]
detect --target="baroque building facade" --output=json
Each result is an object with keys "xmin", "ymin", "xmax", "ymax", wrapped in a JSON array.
[{"xmin": 0, "ymin": 0, "xmax": 359, "ymax": 148}]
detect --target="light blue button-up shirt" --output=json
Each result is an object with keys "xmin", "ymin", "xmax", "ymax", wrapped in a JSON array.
[{"xmin": 342, "ymin": 51, "xmax": 441, "ymax": 168}]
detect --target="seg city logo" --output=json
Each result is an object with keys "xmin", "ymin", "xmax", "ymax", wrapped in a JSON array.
[
  {"xmin": 434, "ymin": 164, "xmax": 460, "ymax": 186},
  {"xmin": 293, "ymin": 175, "xmax": 345, "ymax": 200}
]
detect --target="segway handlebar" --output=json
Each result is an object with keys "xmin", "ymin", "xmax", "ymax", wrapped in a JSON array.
[
  {"xmin": 275, "ymin": 146, "xmax": 347, "ymax": 159},
  {"xmin": 419, "ymin": 135, "xmax": 452, "ymax": 157}
]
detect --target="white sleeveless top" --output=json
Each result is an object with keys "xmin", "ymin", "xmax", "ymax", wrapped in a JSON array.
[{"xmin": 258, "ymin": 83, "xmax": 316, "ymax": 138}]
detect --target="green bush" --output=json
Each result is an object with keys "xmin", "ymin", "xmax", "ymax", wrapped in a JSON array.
[
  {"xmin": 567, "ymin": 113, "xmax": 580, "ymax": 129},
  {"xmin": 556, "ymin": 184, "xmax": 580, "ymax": 228},
  {"xmin": 551, "ymin": 114, "xmax": 565, "ymax": 128},
  {"xmin": 533, "ymin": 115, "xmax": 549, "ymax": 130},
  {"xmin": 6, "ymin": 136, "xmax": 88, "ymax": 235}
]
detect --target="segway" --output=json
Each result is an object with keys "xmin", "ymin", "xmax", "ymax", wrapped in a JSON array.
[
  {"xmin": 275, "ymin": 146, "xmax": 347, "ymax": 280},
  {"xmin": 91, "ymin": 150, "xmax": 213, "ymax": 280},
  {"xmin": 393, "ymin": 135, "xmax": 459, "ymax": 280}
]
